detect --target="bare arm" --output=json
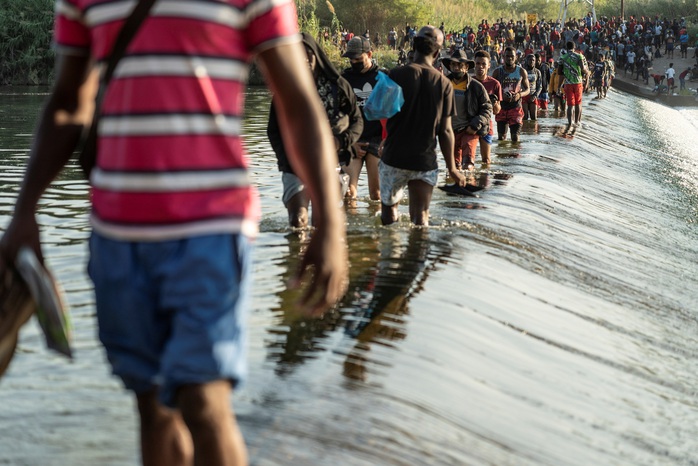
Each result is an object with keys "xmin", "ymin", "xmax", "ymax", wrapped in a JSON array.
[
  {"xmin": 257, "ymin": 42, "xmax": 348, "ymax": 315},
  {"xmin": 518, "ymin": 68, "xmax": 530, "ymax": 98},
  {"xmin": 0, "ymin": 54, "xmax": 97, "ymax": 265}
]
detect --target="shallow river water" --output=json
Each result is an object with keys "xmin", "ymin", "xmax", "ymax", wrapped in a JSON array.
[{"xmin": 1, "ymin": 85, "xmax": 698, "ymax": 465}]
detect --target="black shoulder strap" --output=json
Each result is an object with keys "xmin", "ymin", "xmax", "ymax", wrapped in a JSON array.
[
  {"xmin": 101, "ymin": 0, "xmax": 158, "ymax": 87},
  {"xmin": 79, "ymin": 0, "xmax": 158, "ymax": 178}
]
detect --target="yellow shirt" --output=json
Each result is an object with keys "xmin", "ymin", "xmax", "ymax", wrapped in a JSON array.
[{"xmin": 549, "ymin": 69, "xmax": 565, "ymax": 94}]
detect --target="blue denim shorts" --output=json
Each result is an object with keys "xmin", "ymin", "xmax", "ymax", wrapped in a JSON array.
[{"xmin": 88, "ymin": 232, "xmax": 251, "ymax": 407}]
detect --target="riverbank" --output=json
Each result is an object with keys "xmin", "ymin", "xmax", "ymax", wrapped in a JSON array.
[{"xmin": 611, "ymin": 46, "xmax": 698, "ymax": 107}]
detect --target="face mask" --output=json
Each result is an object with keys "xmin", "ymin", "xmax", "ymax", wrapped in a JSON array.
[
  {"xmin": 451, "ymin": 71, "xmax": 465, "ymax": 79},
  {"xmin": 351, "ymin": 61, "xmax": 365, "ymax": 73}
]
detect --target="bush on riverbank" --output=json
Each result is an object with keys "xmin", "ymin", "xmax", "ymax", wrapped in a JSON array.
[
  {"xmin": 0, "ymin": 0, "xmax": 55, "ymax": 85},
  {"xmin": 2, "ymin": 0, "xmax": 696, "ymax": 85}
]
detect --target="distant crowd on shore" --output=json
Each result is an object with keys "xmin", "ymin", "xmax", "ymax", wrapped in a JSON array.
[
  {"xmin": 321, "ymin": 14, "xmax": 698, "ymax": 83},
  {"xmin": 280, "ymin": 14, "xmax": 698, "ymax": 229}
]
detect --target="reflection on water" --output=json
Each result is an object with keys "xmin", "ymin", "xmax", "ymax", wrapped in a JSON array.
[
  {"xmin": 1, "ymin": 86, "xmax": 698, "ymax": 465},
  {"xmin": 266, "ymin": 228, "xmax": 445, "ymax": 384},
  {"xmin": 338, "ymin": 229, "xmax": 438, "ymax": 383}
]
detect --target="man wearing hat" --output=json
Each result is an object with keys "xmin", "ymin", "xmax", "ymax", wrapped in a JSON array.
[
  {"xmin": 342, "ymin": 36, "xmax": 384, "ymax": 200},
  {"xmin": 443, "ymin": 49, "xmax": 492, "ymax": 170}
]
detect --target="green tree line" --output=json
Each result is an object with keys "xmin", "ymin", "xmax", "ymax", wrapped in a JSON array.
[
  {"xmin": 1, "ymin": 0, "xmax": 696, "ymax": 85},
  {"xmin": 308, "ymin": 0, "xmax": 697, "ymax": 39},
  {"xmin": 0, "ymin": 0, "xmax": 55, "ymax": 85}
]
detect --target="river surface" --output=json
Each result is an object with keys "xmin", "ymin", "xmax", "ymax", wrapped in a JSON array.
[{"xmin": 1, "ymin": 85, "xmax": 698, "ymax": 466}]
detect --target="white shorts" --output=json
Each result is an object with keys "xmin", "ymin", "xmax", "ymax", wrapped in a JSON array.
[
  {"xmin": 379, "ymin": 160, "xmax": 439, "ymax": 206},
  {"xmin": 281, "ymin": 172, "xmax": 304, "ymax": 207}
]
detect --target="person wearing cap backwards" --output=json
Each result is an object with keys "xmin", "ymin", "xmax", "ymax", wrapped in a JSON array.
[
  {"xmin": 472, "ymin": 50, "xmax": 502, "ymax": 165},
  {"xmin": 442, "ymin": 49, "xmax": 492, "ymax": 171},
  {"xmin": 492, "ymin": 46, "xmax": 530, "ymax": 142},
  {"xmin": 558, "ymin": 40, "xmax": 590, "ymax": 126},
  {"xmin": 379, "ymin": 26, "xmax": 467, "ymax": 226},
  {"xmin": 342, "ymin": 36, "xmax": 384, "ymax": 201}
]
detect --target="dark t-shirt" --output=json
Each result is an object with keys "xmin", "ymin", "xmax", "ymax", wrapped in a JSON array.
[
  {"xmin": 342, "ymin": 63, "xmax": 384, "ymax": 144},
  {"xmin": 382, "ymin": 63, "xmax": 454, "ymax": 171}
]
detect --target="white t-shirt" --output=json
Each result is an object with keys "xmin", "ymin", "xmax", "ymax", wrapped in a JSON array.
[{"xmin": 666, "ymin": 67, "xmax": 676, "ymax": 79}]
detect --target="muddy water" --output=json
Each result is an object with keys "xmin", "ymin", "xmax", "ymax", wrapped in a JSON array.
[{"xmin": 1, "ymin": 86, "xmax": 698, "ymax": 465}]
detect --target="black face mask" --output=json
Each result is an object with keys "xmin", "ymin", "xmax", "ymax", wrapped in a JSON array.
[{"xmin": 351, "ymin": 61, "xmax": 366, "ymax": 73}]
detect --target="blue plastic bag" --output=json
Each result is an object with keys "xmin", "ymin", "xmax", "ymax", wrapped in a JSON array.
[{"xmin": 363, "ymin": 71, "xmax": 404, "ymax": 121}]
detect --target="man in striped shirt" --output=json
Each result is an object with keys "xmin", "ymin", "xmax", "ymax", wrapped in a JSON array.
[{"xmin": 0, "ymin": 0, "xmax": 348, "ymax": 464}]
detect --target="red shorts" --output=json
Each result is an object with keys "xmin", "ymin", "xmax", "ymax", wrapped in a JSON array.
[
  {"xmin": 454, "ymin": 130, "xmax": 479, "ymax": 166},
  {"xmin": 564, "ymin": 83, "xmax": 584, "ymax": 106},
  {"xmin": 495, "ymin": 107, "xmax": 524, "ymax": 125},
  {"xmin": 522, "ymin": 95, "xmax": 538, "ymax": 106}
]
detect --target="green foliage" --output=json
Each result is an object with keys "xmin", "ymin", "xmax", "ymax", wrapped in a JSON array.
[
  {"xmin": 432, "ymin": 0, "xmax": 511, "ymax": 32},
  {"xmin": 597, "ymin": 0, "xmax": 697, "ymax": 21},
  {"xmin": 296, "ymin": 0, "xmax": 321, "ymax": 38},
  {"xmin": 2, "ymin": 0, "xmax": 697, "ymax": 85},
  {"xmin": 0, "ymin": 0, "xmax": 55, "ymax": 84},
  {"xmin": 371, "ymin": 48, "xmax": 400, "ymax": 70},
  {"xmin": 317, "ymin": 0, "xmax": 431, "ymax": 38},
  {"xmin": 688, "ymin": 26, "xmax": 698, "ymax": 44}
]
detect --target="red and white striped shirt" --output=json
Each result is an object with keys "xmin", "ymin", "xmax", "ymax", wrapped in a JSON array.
[{"xmin": 55, "ymin": 0, "xmax": 300, "ymax": 241}]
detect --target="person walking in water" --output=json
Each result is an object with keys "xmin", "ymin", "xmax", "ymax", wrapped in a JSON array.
[
  {"xmin": 492, "ymin": 46, "xmax": 530, "ymax": 142},
  {"xmin": 379, "ymin": 26, "xmax": 467, "ymax": 226},
  {"xmin": 342, "ymin": 36, "xmax": 384, "ymax": 201},
  {"xmin": 558, "ymin": 40, "xmax": 590, "ymax": 127},
  {"xmin": 548, "ymin": 60, "xmax": 567, "ymax": 114},
  {"xmin": 0, "ymin": 0, "xmax": 349, "ymax": 464},
  {"xmin": 268, "ymin": 33, "xmax": 363, "ymax": 228},
  {"xmin": 521, "ymin": 54, "xmax": 542, "ymax": 121},
  {"xmin": 472, "ymin": 50, "xmax": 502, "ymax": 165},
  {"xmin": 443, "ymin": 49, "xmax": 492, "ymax": 171}
]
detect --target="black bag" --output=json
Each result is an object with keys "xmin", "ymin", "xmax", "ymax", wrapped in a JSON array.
[{"xmin": 79, "ymin": 0, "xmax": 157, "ymax": 178}]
